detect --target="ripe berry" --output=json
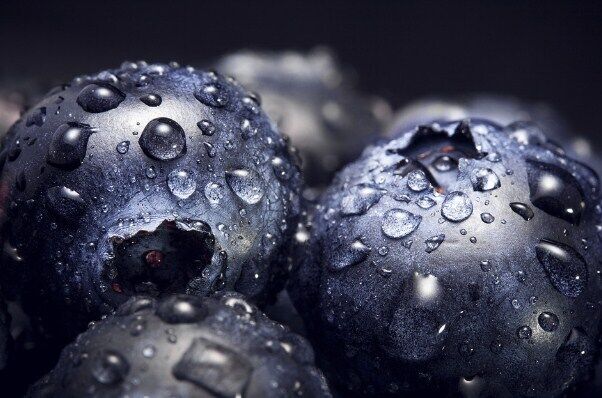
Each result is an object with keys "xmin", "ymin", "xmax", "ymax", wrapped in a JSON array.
[
  {"xmin": 0, "ymin": 62, "xmax": 301, "ymax": 341},
  {"xmin": 27, "ymin": 294, "xmax": 332, "ymax": 398},
  {"xmin": 214, "ymin": 48, "xmax": 391, "ymax": 188},
  {"xmin": 290, "ymin": 119, "xmax": 602, "ymax": 397}
]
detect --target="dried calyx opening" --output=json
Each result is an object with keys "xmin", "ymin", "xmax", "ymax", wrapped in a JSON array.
[
  {"xmin": 108, "ymin": 219, "xmax": 215, "ymax": 296},
  {"xmin": 388, "ymin": 121, "xmax": 483, "ymax": 192}
]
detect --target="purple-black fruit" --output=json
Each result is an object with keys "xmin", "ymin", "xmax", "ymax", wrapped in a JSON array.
[
  {"xmin": 0, "ymin": 294, "xmax": 9, "ymax": 372},
  {"xmin": 0, "ymin": 62, "xmax": 301, "ymax": 341},
  {"xmin": 387, "ymin": 95, "xmax": 602, "ymax": 176},
  {"xmin": 27, "ymin": 293, "xmax": 332, "ymax": 398},
  {"xmin": 290, "ymin": 119, "xmax": 602, "ymax": 397},
  {"xmin": 214, "ymin": 48, "xmax": 391, "ymax": 188}
]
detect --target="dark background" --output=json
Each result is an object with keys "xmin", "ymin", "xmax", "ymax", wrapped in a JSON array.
[{"xmin": 1, "ymin": 0, "xmax": 601, "ymax": 141}]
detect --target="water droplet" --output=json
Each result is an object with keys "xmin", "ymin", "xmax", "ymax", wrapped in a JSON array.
[
  {"xmin": 92, "ymin": 350, "xmax": 130, "ymax": 385},
  {"xmin": 77, "ymin": 83, "xmax": 125, "ymax": 113},
  {"xmin": 327, "ymin": 239, "xmax": 371, "ymax": 271},
  {"xmin": 527, "ymin": 160, "xmax": 585, "ymax": 225},
  {"xmin": 195, "ymin": 83, "xmax": 229, "ymax": 107},
  {"xmin": 116, "ymin": 140, "xmax": 130, "ymax": 154},
  {"xmin": 167, "ymin": 170, "xmax": 196, "ymax": 199},
  {"xmin": 480, "ymin": 213, "xmax": 495, "ymax": 223},
  {"xmin": 203, "ymin": 142, "xmax": 216, "ymax": 158},
  {"xmin": 407, "ymin": 169, "xmax": 430, "ymax": 192},
  {"xmin": 204, "ymin": 182, "xmax": 225, "ymax": 205},
  {"xmin": 480, "ymin": 260, "xmax": 492, "ymax": 272},
  {"xmin": 197, "ymin": 119, "xmax": 216, "ymax": 136},
  {"xmin": 46, "ymin": 186, "xmax": 87, "ymax": 221},
  {"xmin": 510, "ymin": 202, "xmax": 534, "ymax": 221},
  {"xmin": 142, "ymin": 345, "xmax": 156, "ymax": 358},
  {"xmin": 225, "ymin": 169, "xmax": 264, "ymax": 204},
  {"xmin": 156, "ymin": 295, "xmax": 207, "ymax": 324},
  {"xmin": 470, "ymin": 168, "xmax": 501, "ymax": 191},
  {"xmin": 271, "ymin": 156, "xmax": 294, "ymax": 181},
  {"xmin": 416, "ymin": 196, "xmax": 436, "ymax": 209},
  {"xmin": 432, "ymin": 155, "xmax": 458, "ymax": 172},
  {"xmin": 425, "ymin": 234, "xmax": 445, "ymax": 253},
  {"xmin": 145, "ymin": 166, "xmax": 157, "ymax": 179},
  {"xmin": 517, "ymin": 325, "xmax": 532, "ymax": 339},
  {"xmin": 441, "ymin": 191, "xmax": 473, "ymax": 222},
  {"xmin": 140, "ymin": 93, "xmax": 162, "ymax": 107},
  {"xmin": 139, "ymin": 117, "xmax": 186, "ymax": 161},
  {"xmin": 538, "ymin": 312, "xmax": 559, "ymax": 332},
  {"xmin": 536, "ymin": 239, "xmax": 587, "ymax": 297},
  {"xmin": 382, "ymin": 209, "xmax": 422, "ymax": 239},
  {"xmin": 46, "ymin": 122, "xmax": 93, "ymax": 170},
  {"xmin": 340, "ymin": 185, "xmax": 384, "ymax": 216}
]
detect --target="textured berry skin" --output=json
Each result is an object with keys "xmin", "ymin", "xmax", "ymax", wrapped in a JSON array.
[
  {"xmin": 214, "ymin": 48, "xmax": 391, "ymax": 187},
  {"xmin": 387, "ymin": 95, "xmax": 602, "ymax": 176},
  {"xmin": 27, "ymin": 293, "xmax": 331, "ymax": 398},
  {"xmin": 0, "ymin": 62, "xmax": 301, "ymax": 341},
  {"xmin": 290, "ymin": 119, "xmax": 602, "ymax": 397}
]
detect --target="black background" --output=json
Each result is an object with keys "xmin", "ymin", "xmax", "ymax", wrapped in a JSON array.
[{"xmin": 1, "ymin": 0, "xmax": 601, "ymax": 142}]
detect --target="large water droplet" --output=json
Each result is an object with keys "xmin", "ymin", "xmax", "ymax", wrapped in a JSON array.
[
  {"xmin": 382, "ymin": 209, "xmax": 422, "ymax": 239},
  {"xmin": 92, "ymin": 350, "xmax": 130, "ymax": 385},
  {"xmin": 407, "ymin": 170, "xmax": 430, "ymax": 192},
  {"xmin": 441, "ymin": 191, "xmax": 473, "ymax": 222},
  {"xmin": 225, "ymin": 169, "xmax": 264, "ymax": 204},
  {"xmin": 139, "ymin": 118, "xmax": 186, "ymax": 161},
  {"xmin": 527, "ymin": 160, "xmax": 585, "ymax": 225},
  {"xmin": 46, "ymin": 186, "xmax": 87, "ymax": 221},
  {"xmin": 327, "ymin": 239, "xmax": 370, "ymax": 271},
  {"xmin": 204, "ymin": 182, "xmax": 224, "ymax": 205},
  {"xmin": 538, "ymin": 312, "xmax": 559, "ymax": 332},
  {"xmin": 510, "ymin": 202, "xmax": 534, "ymax": 221},
  {"xmin": 194, "ymin": 83, "xmax": 229, "ymax": 107},
  {"xmin": 480, "ymin": 213, "xmax": 495, "ymax": 223},
  {"xmin": 167, "ymin": 170, "xmax": 196, "ymax": 199},
  {"xmin": 470, "ymin": 168, "xmax": 501, "ymax": 191},
  {"xmin": 340, "ymin": 185, "xmax": 384, "ymax": 216},
  {"xmin": 46, "ymin": 122, "xmax": 93, "ymax": 170},
  {"xmin": 536, "ymin": 239, "xmax": 587, "ymax": 297},
  {"xmin": 77, "ymin": 83, "xmax": 125, "ymax": 113}
]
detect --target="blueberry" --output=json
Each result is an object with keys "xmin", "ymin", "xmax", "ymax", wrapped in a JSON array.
[
  {"xmin": 387, "ymin": 95, "xmax": 602, "ymax": 176},
  {"xmin": 26, "ymin": 294, "xmax": 332, "ymax": 398},
  {"xmin": 289, "ymin": 119, "xmax": 602, "ymax": 397},
  {"xmin": 0, "ymin": 62, "xmax": 301, "ymax": 342},
  {"xmin": 213, "ymin": 48, "xmax": 391, "ymax": 188}
]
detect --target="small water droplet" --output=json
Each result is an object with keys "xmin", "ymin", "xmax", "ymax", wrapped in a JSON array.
[
  {"xmin": 167, "ymin": 170, "xmax": 196, "ymax": 199},
  {"xmin": 77, "ymin": 83, "xmax": 125, "ymax": 113},
  {"xmin": 432, "ymin": 155, "xmax": 458, "ymax": 172},
  {"xmin": 197, "ymin": 119, "xmax": 216, "ymax": 136},
  {"xmin": 416, "ymin": 196, "xmax": 436, "ymax": 209},
  {"xmin": 470, "ymin": 168, "xmax": 501, "ymax": 191},
  {"xmin": 480, "ymin": 213, "xmax": 495, "ymax": 223},
  {"xmin": 382, "ymin": 209, "xmax": 422, "ymax": 239},
  {"xmin": 142, "ymin": 345, "xmax": 156, "ymax": 358},
  {"xmin": 204, "ymin": 182, "xmax": 224, "ymax": 205},
  {"xmin": 480, "ymin": 260, "xmax": 491, "ymax": 272},
  {"xmin": 441, "ymin": 191, "xmax": 473, "ymax": 222},
  {"xmin": 340, "ymin": 185, "xmax": 384, "ymax": 216},
  {"xmin": 145, "ymin": 166, "xmax": 157, "ymax": 179},
  {"xmin": 92, "ymin": 350, "xmax": 130, "ymax": 385},
  {"xmin": 140, "ymin": 93, "xmax": 162, "ymax": 107},
  {"xmin": 425, "ymin": 234, "xmax": 445, "ymax": 253},
  {"xmin": 116, "ymin": 140, "xmax": 130, "ymax": 154},
  {"xmin": 203, "ymin": 142, "xmax": 216, "ymax": 157},
  {"xmin": 510, "ymin": 202, "xmax": 534, "ymax": 221},
  {"xmin": 517, "ymin": 325, "xmax": 532, "ymax": 339},
  {"xmin": 327, "ymin": 239, "xmax": 371, "ymax": 271},
  {"xmin": 225, "ymin": 169, "xmax": 265, "ymax": 204},
  {"xmin": 536, "ymin": 239, "xmax": 587, "ymax": 297},
  {"xmin": 271, "ymin": 156, "xmax": 294, "ymax": 181},
  {"xmin": 538, "ymin": 312, "xmax": 559, "ymax": 332},
  {"xmin": 46, "ymin": 122, "xmax": 94, "ymax": 170},
  {"xmin": 195, "ymin": 83, "xmax": 229, "ymax": 107},
  {"xmin": 139, "ymin": 117, "xmax": 186, "ymax": 161},
  {"xmin": 407, "ymin": 169, "xmax": 430, "ymax": 192}
]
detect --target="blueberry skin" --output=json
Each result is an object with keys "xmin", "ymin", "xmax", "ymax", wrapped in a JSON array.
[
  {"xmin": 290, "ymin": 119, "xmax": 602, "ymax": 397},
  {"xmin": 387, "ymin": 95, "xmax": 602, "ymax": 176},
  {"xmin": 27, "ymin": 293, "xmax": 331, "ymax": 398},
  {"xmin": 213, "ymin": 48, "xmax": 391, "ymax": 188},
  {"xmin": 0, "ymin": 62, "xmax": 301, "ymax": 342}
]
